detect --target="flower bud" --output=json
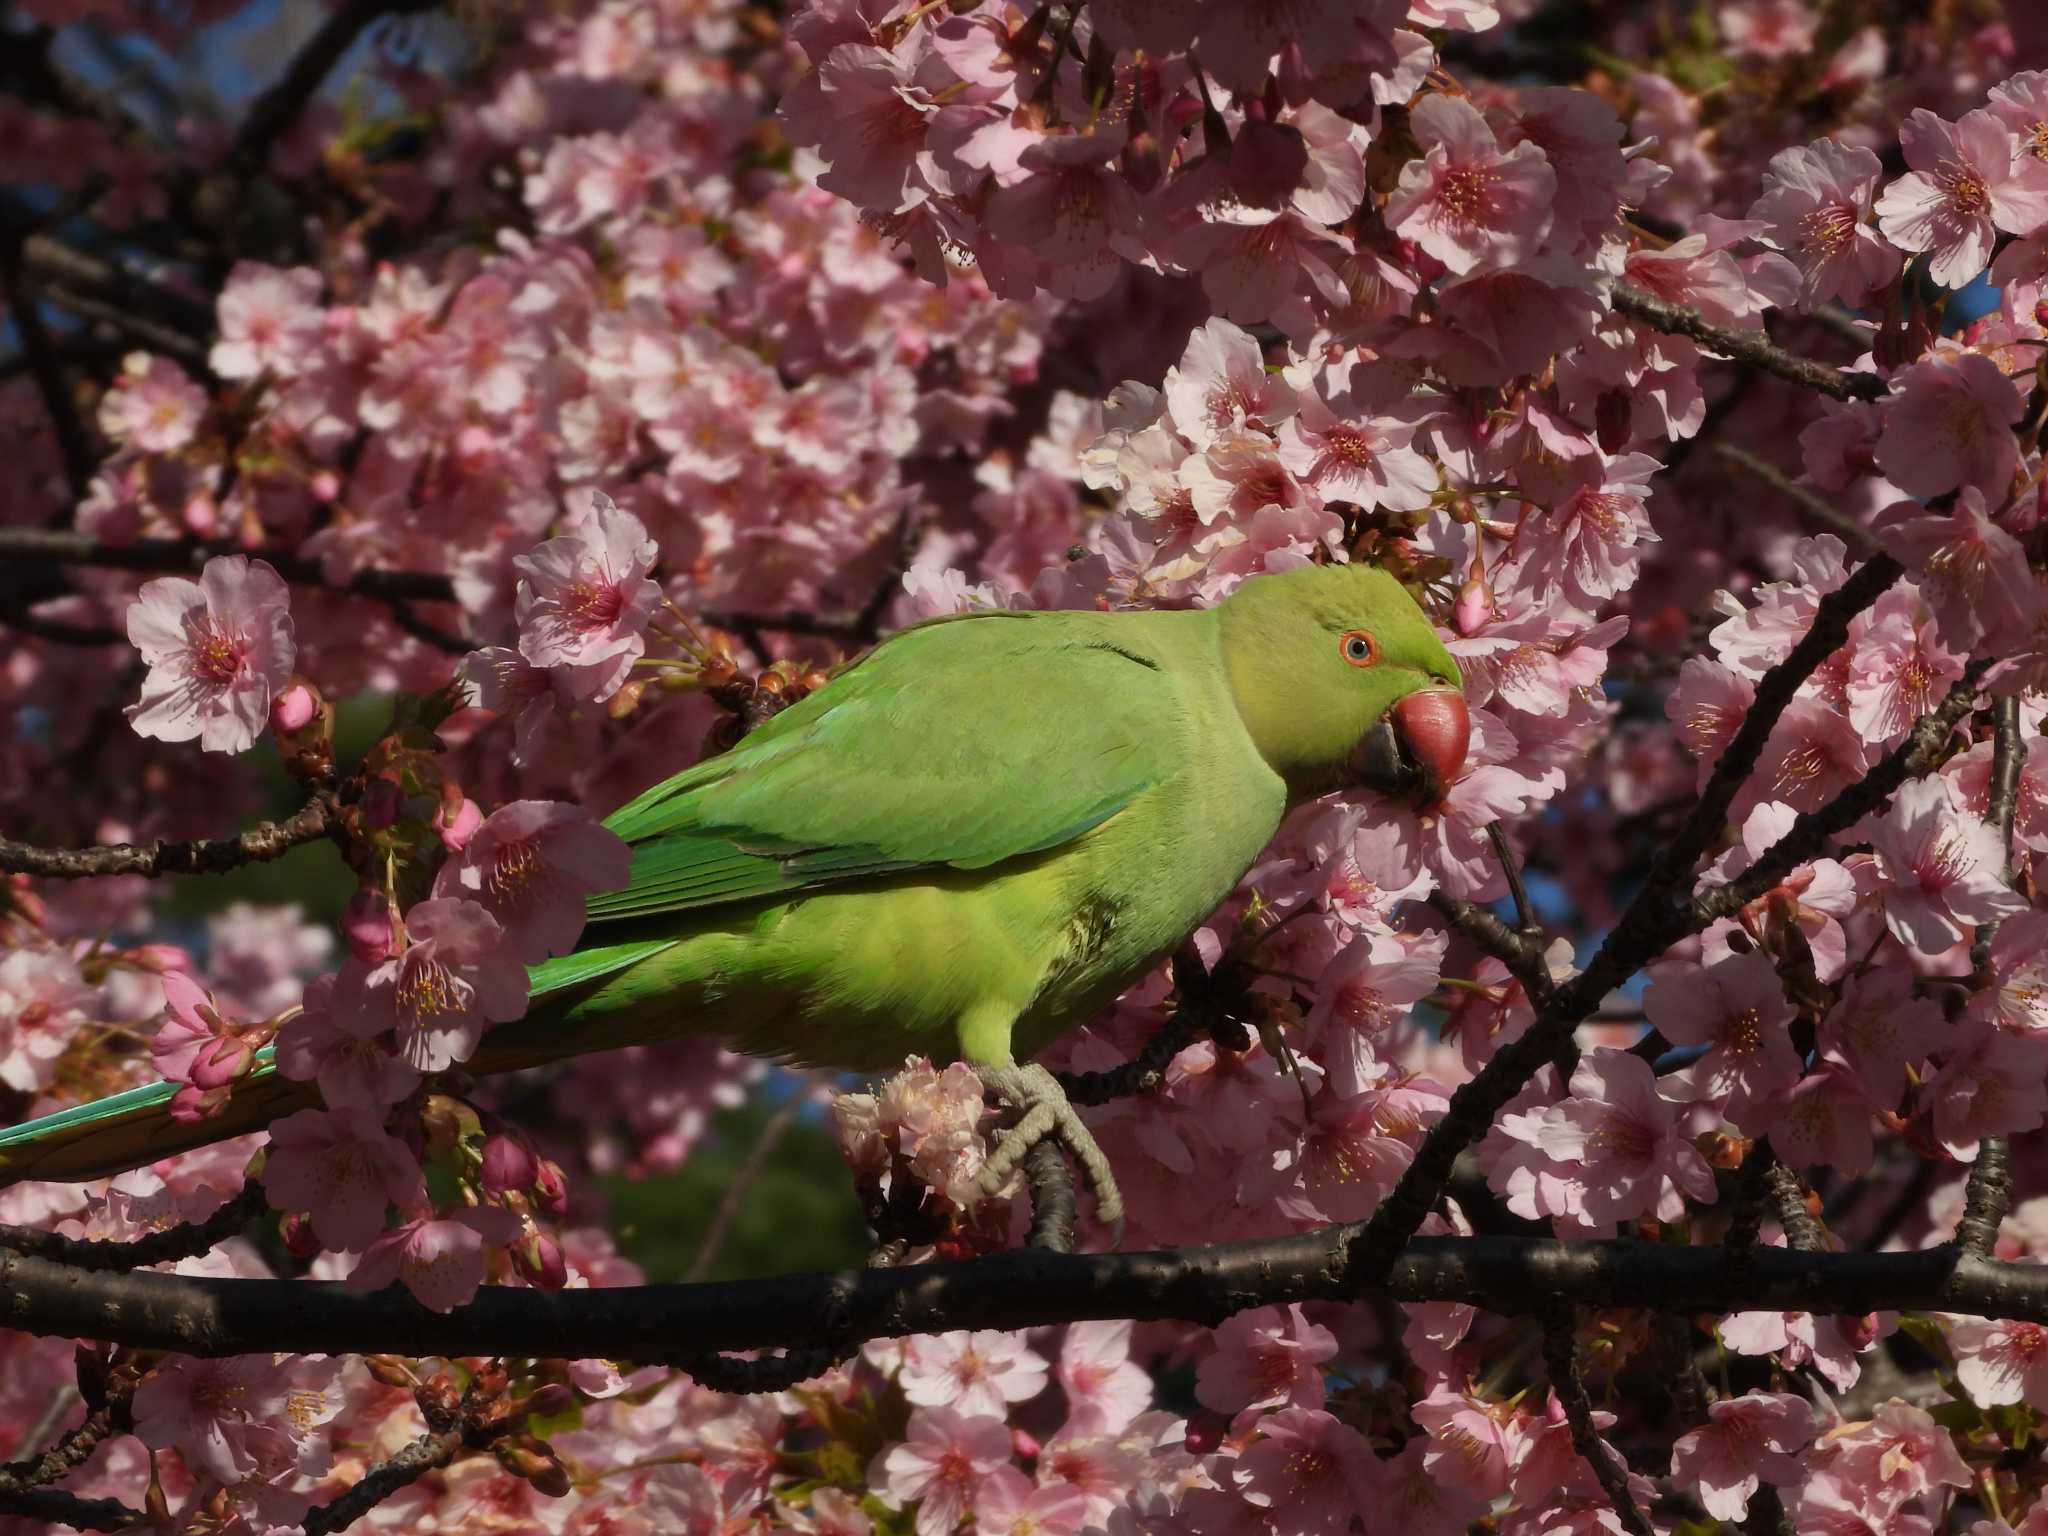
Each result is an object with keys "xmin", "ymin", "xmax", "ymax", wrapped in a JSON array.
[
  {"xmin": 533, "ymin": 1159, "xmax": 569, "ymax": 1216},
  {"xmin": 1841, "ymin": 1312, "xmax": 1881, "ymax": 1351},
  {"xmin": 279, "ymin": 1209, "xmax": 322, "ymax": 1259},
  {"xmin": 124, "ymin": 943, "xmax": 191, "ymax": 974},
  {"xmin": 436, "ymin": 796, "xmax": 484, "ymax": 852},
  {"xmin": 342, "ymin": 886, "xmax": 394, "ymax": 965},
  {"xmin": 189, "ymin": 1034, "xmax": 255, "ymax": 1090},
  {"xmin": 481, "ymin": 1133, "xmax": 539, "ymax": 1196},
  {"xmin": 365, "ymin": 1355, "xmax": 418, "ymax": 1390},
  {"xmin": 1452, "ymin": 573, "xmax": 1494, "ymax": 636},
  {"xmin": 512, "ymin": 1229, "xmax": 567, "ymax": 1290},
  {"xmin": 269, "ymin": 684, "xmax": 317, "ymax": 735},
  {"xmin": 523, "ymin": 1383, "xmax": 578, "ymax": 1419},
  {"xmin": 1011, "ymin": 1428, "xmax": 1042, "ymax": 1459}
]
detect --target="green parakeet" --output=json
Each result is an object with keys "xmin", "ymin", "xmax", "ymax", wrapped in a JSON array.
[{"xmin": 0, "ymin": 561, "xmax": 1468, "ymax": 1230}]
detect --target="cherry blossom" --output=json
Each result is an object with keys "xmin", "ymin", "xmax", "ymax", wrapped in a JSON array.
[
  {"xmin": 432, "ymin": 800, "xmax": 631, "ymax": 964},
  {"xmin": 346, "ymin": 1204, "xmax": 521, "ymax": 1310},
  {"xmin": 124, "ymin": 555, "xmax": 295, "ymax": 754},
  {"xmin": 512, "ymin": 492, "xmax": 664, "ymax": 703},
  {"xmin": 874, "ymin": 1408, "xmax": 1014, "ymax": 1536},
  {"xmin": 1669, "ymin": 1391, "xmax": 1813, "ymax": 1520},
  {"xmin": 0, "ymin": 947, "xmax": 91, "ymax": 1094},
  {"xmin": 1875, "ymin": 109, "xmax": 2048, "ymax": 287},
  {"xmin": 1193, "ymin": 1304, "xmax": 1339, "ymax": 1414},
  {"xmin": 262, "ymin": 1105, "xmax": 428, "ymax": 1252},
  {"xmin": 1867, "ymin": 777, "xmax": 2030, "ymax": 954},
  {"xmin": 344, "ymin": 897, "xmax": 529, "ymax": 1071},
  {"xmin": 1874, "ymin": 351, "xmax": 2025, "ymax": 500},
  {"xmin": 1387, "ymin": 95, "xmax": 1557, "ymax": 275},
  {"xmin": 1642, "ymin": 950, "xmax": 1800, "ymax": 1125},
  {"xmin": 899, "ymin": 1330, "xmax": 1050, "ymax": 1419}
]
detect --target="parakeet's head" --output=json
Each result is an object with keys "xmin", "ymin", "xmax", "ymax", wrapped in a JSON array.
[{"xmin": 1217, "ymin": 561, "xmax": 1470, "ymax": 804}]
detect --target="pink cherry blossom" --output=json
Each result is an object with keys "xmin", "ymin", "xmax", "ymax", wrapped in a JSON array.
[
  {"xmin": 1874, "ymin": 351, "xmax": 2024, "ymax": 500},
  {"xmin": 0, "ymin": 947, "xmax": 91, "ymax": 1094},
  {"xmin": 346, "ymin": 1204, "xmax": 520, "ymax": 1310},
  {"xmin": 1411, "ymin": 1384, "xmax": 1517, "ymax": 1498},
  {"xmin": 125, "ymin": 555, "xmax": 296, "ymax": 754},
  {"xmin": 973, "ymin": 1466, "xmax": 1090, "ymax": 1536},
  {"xmin": 1171, "ymin": 315, "xmax": 1294, "ymax": 448},
  {"xmin": 512, "ymin": 492, "xmax": 663, "ymax": 704},
  {"xmin": 1669, "ymin": 1391, "xmax": 1813, "ymax": 1520},
  {"xmin": 1927, "ymin": 1018, "xmax": 2048, "ymax": 1157},
  {"xmin": 900, "ymin": 1330, "xmax": 1050, "ymax": 1419},
  {"xmin": 131, "ymin": 1353, "xmax": 339, "ymax": 1489},
  {"xmin": 1530, "ymin": 1049, "xmax": 1718, "ymax": 1226},
  {"xmin": 1868, "ymin": 777, "xmax": 2029, "ymax": 954},
  {"xmin": 97, "ymin": 351, "xmax": 208, "ymax": 452},
  {"xmin": 1749, "ymin": 138, "xmax": 1900, "ymax": 307},
  {"xmin": 1194, "ymin": 1304, "xmax": 1338, "ymax": 1414},
  {"xmin": 1387, "ymin": 95, "xmax": 1556, "ymax": 275},
  {"xmin": 1874, "ymin": 109, "xmax": 2048, "ymax": 288},
  {"xmin": 1274, "ymin": 394, "xmax": 1437, "ymax": 513},
  {"xmin": 273, "ymin": 970, "xmax": 421, "ymax": 1110},
  {"xmin": 1815, "ymin": 967, "xmax": 1944, "ymax": 1109},
  {"xmin": 875, "ymin": 1408, "xmax": 1013, "ymax": 1536},
  {"xmin": 1057, "ymin": 1320, "xmax": 1152, "ymax": 1436},
  {"xmin": 346, "ymin": 897, "xmax": 529, "ymax": 1072},
  {"xmin": 1225, "ymin": 1406, "xmax": 1385, "ymax": 1536},
  {"xmin": 209, "ymin": 262, "xmax": 325, "ymax": 379},
  {"xmin": 432, "ymin": 800, "xmax": 631, "ymax": 964},
  {"xmin": 1884, "ymin": 488, "xmax": 2045, "ymax": 654},
  {"xmin": 262, "ymin": 1105, "xmax": 427, "ymax": 1252},
  {"xmin": 1642, "ymin": 950, "xmax": 1800, "ymax": 1125},
  {"xmin": 1948, "ymin": 1317, "xmax": 2048, "ymax": 1409}
]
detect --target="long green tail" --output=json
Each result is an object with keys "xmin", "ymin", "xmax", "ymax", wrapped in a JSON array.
[{"xmin": 0, "ymin": 937, "xmax": 679, "ymax": 1189}]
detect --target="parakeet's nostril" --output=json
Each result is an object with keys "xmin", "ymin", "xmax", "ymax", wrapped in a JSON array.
[{"xmin": 1391, "ymin": 689, "xmax": 1470, "ymax": 798}]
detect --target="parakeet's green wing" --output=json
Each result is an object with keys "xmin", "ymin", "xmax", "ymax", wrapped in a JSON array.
[{"xmin": 582, "ymin": 614, "xmax": 1183, "ymax": 926}]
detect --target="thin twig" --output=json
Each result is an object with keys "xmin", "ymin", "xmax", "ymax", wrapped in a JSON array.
[
  {"xmin": 1544, "ymin": 1304, "xmax": 1655, "ymax": 1536},
  {"xmin": 686, "ymin": 1093, "xmax": 811, "ymax": 1282},
  {"xmin": 1611, "ymin": 285, "xmax": 1887, "ymax": 402},
  {"xmin": 0, "ymin": 797, "xmax": 334, "ymax": 879},
  {"xmin": 1960, "ymin": 695, "xmax": 2024, "ymax": 1256},
  {"xmin": 1710, "ymin": 443, "xmax": 1882, "ymax": 553},
  {"xmin": 0, "ymin": 1486, "xmax": 141, "ymax": 1530},
  {"xmin": 301, "ymin": 1427, "xmax": 463, "ymax": 1536},
  {"xmin": 0, "ymin": 1182, "xmax": 265, "ymax": 1268}
]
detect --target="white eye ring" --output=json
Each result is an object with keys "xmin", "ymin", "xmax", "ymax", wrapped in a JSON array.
[{"xmin": 1342, "ymin": 630, "xmax": 1378, "ymax": 667}]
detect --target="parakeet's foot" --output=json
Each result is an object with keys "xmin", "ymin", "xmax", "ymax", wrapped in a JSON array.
[{"xmin": 976, "ymin": 1062, "xmax": 1124, "ymax": 1240}]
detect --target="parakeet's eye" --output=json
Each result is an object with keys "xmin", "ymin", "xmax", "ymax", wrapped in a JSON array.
[{"xmin": 1341, "ymin": 630, "xmax": 1379, "ymax": 667}]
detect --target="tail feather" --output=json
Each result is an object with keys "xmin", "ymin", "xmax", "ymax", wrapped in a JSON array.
[{"xmin": 0, "ymin": 936, "xmax": 682, "ymax": 1190}]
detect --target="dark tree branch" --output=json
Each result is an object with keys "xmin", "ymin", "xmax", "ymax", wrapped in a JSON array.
[
  {"xmin": 1764, "ymin": 1161, "xmax": 1825, "ymax": 1253},
  {"xmin": 1544, "ymin": 1306, "xmax": 1654, "ymax": 1536},
  {"xmin": 8, "ymin": 1230, "xmax": 2048, "ymax": 1367},
  {"xmin": 229, "ymin": 0, "xmax": 441, "ymax": 177},
  {"xmin": 1960, "ymin": 695, "xmax": 2023, "ymax": 1256},
  {"xmin": 0, "ymin": 1182, "xmax": 264, "ymax": 1268},
  {"xmin": 0, "ymin": 1406, "xmax": 111, "ymax": 1495},
  {"xmin": 0, "ymin": 527, "xmax": 457, "ymax": 603},
  {"xmin": 301, "ymin": 1427, "xmax": 463, "ymax": 1536},
  {"xmin": 0, "ymin": 1486, "xmax": 141, "ymax": 1531},
  {"xmin": 0, "ymin": 796, "xmax": 333, "ymax": 879},
  {"xmin": 1025, "ymin": 1136, "xmax": 1077, "ymax": 1255},
  {"xmin": 0, "ymin": 255, "xmax": 95, "ymax": 501},
  {"xmin": 1610, "ymin": 286, "xmax": 1887, "ymax": 403}
]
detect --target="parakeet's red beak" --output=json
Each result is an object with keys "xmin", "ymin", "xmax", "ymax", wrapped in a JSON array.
[
  {"xmin": 1351, "ymin": 689, "xmax": 1471, "ymax": 804},
  {"xmin": 1391, "ymin": 689, "xmax": 1470, "ymax": 800}
]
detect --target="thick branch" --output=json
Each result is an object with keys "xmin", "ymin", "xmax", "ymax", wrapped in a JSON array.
[
  {"xmin": 1610, "ymin": 286, "xmax": 1887, "ymax": 402},
  {"xmin": 0, "ymin": 797, "xmax": 332, "ymax": 879},
  {"xmin": 0, "ymin": 1487, "xmax": 141, "ymax": 1531},
  {"xmin": 5, "ymin": 1230, "xmax": 2048, "ymax": 1365}
]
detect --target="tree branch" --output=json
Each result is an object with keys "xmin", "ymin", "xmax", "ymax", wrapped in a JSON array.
[
  {"xmin": 301, "ymin": 1427, "xmax": 463, "ymax": 1536},
  {"xmin": 0, "ymin": 797, "xmax": 333, "ymax": 879},
  {"xmin": 5, "ymin": 1229, "xmax": 2048, "ymax": 1367},
  {"xmin": 0, "ymin": 1182, "xmax": 264, "ymax": 1267},
  {"xmin": 1709, "ymin": 442, "xmax": 1881, "ymax": 553},
  {"xmin": 1544, "ymin": 1306, "xmax": 1653, "ymax": 1536},
  {"xmin": 228, "ymin": 0, "xmax": 440, "ymax": 176},
  {"xmin": 1610, "ymin": 286, "xmax": 1887, "ymax": 403},
  {"xmin": 0, "ymin": 1486, "xmax": 141, "ymax": 1531}
]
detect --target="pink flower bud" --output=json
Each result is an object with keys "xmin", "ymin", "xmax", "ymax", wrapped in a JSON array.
[
  {"xmin": 279, "ymin": 1209, "xmax": 322, "ymax": 1259},
  {"xmin": 533, "ymin": 1159, "xmax": 569, "ymax": 1216},
  {"xmin": 181, "ymin": 494, "xmax": 219, "ymax": 537},
  {"xmin": 1841, "ymin": 1312, "xmax": 1881, "ymax": 1351},
  {"xmin": 342, "ymin": 886, "xmax": 394, "ymax": 965},
  {"xmin": 189, "ymin": 1034, "xmax": 255, "ymax": 1090},
  {"xmin": 524, "ymin": 1383, "xmax": 578, "ymax": 1418},
  {"xmin": 124, "ymin": 944, "xmax": 191, "ymax": 974},
  {"xmin": 269, "ymin": 684, "xmax": 317, "ymax": 734},
  {"xmin": 436, "ymin": 797, "xmax": 484, "ymax": 852},
  {"xmin": 361, "ymin": 779, "xmax": 403, "ymax": 830},
  {"xmin": 512, "ymin": 1230, "xmax": 567, "ymax": 1290},
  {"xmin": 309, "ymin": 470, "xmax": 342, "ymax": 503},
  {"xmin": 1011, "ymin": 1428, "xmax": 1042, "ymax": 1459},
  {"xmin": 1452, "ymin": 574, "xmax": 1495, "ymax": 636},
  {"xmin": 481, "ymin": 1133, "xmax": 539, "ymax": 1196}
]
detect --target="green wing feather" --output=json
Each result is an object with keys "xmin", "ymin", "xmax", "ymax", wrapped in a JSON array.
[{"xmin": 582, "ymin": 615, "xmax": 1177, "ymax": 926}]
